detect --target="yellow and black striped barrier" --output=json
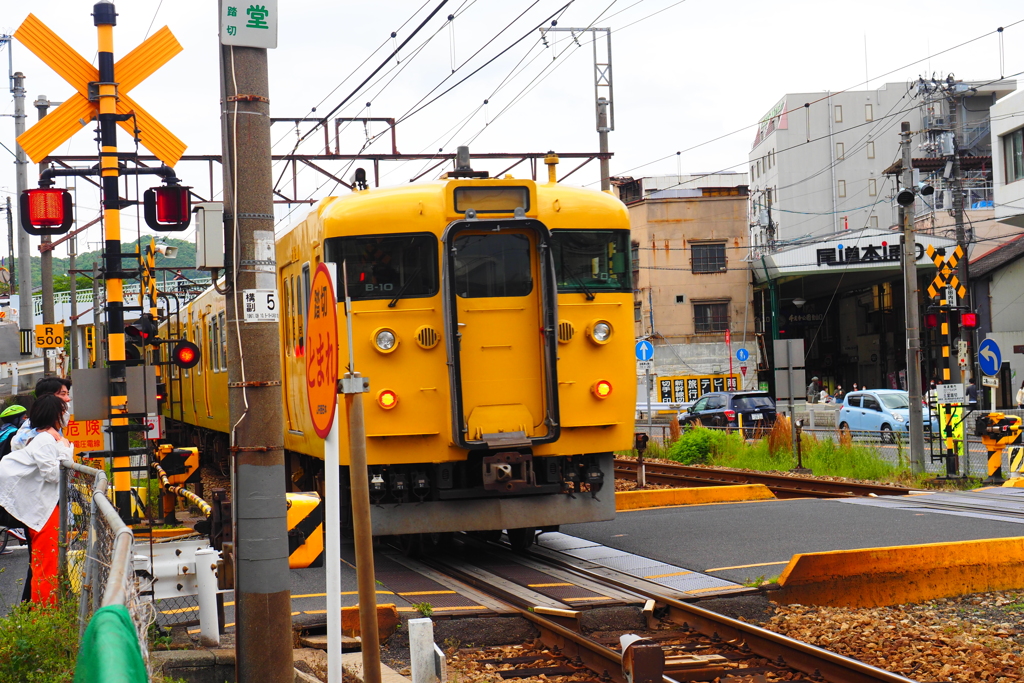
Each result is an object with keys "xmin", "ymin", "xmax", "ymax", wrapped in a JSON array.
[
  {"xmin": 286, "ymin": 492, "xmax": 324, "ymax": 569},
  {"xmin": 976, "ymin": 413, "xmax": 1022, "ymax": 483}
]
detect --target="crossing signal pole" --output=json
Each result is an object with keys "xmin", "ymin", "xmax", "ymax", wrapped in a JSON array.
[{"xmin": 216, "ymin": 3, "xmax": 294, "ymax": 679}]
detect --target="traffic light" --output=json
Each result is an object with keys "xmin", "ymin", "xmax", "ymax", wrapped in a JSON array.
[
  {"xmin": 170, "ymin": 340, "xmax": 201, "ymax": 369},
  {"xmin": 961, "ymin": 312, "xmax": 978, "ymax": 329},
  {"xmin": 143, "ymin": 184, "xmax": 192, "ymax": 232},
  {"xmin": 155, "ymin": 382, "xmax": 167, "ymax": 408},
  {"xmin": 20, "ymin": 187, "xmax": 73, "ymax": 235}
]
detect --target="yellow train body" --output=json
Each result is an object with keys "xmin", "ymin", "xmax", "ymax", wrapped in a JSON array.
[{"xmin": 163, "ymin": 175, "xmax": 635, "ymax": 536}]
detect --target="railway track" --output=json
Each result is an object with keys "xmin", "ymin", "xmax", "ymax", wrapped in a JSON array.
[
  {"xmin": 615, "ymin": 459, "xmax": 913, "ymax": 499},
  {"xmin": 423, "ymin": 537, "xmax": 917, "ymax": 683}
]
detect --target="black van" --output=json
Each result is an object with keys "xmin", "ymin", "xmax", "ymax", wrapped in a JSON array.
[{"xmin": 679, "ymin": 391, "xmax": 778, "ymax": 434}]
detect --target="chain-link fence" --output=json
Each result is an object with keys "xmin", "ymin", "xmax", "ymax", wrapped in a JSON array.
[{"xmin": 60, "ymin": 461, "xmax": 154, "ymax": 681}]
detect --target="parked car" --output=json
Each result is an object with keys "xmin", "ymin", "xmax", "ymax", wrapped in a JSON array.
[
  {"xmin": 679, "ymin": 391, "xmax": 777, "ymax": 434},
  {"xmin": 838, "ymin": 389, "xmax": 938, "ymax": 441}
]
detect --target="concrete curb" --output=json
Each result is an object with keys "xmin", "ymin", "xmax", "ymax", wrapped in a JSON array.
[
  {"xmin": 775, "ymin": 536, "xmax": 1024, "ymax": 608},
  {"xmin": 616, "ymin": 484, "xmax": 775, "ymax": 510},
  {"xmin": 151, "ymin": 648, "xmax": 341, "ymax": 683}
]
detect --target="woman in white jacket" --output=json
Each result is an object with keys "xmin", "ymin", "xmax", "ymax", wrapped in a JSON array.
[{"xmin": 0, "ymin": 394, "xmax": 74, "ymax": 605}]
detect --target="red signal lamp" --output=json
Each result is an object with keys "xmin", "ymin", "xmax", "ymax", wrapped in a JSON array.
[
  {"xmin": 960, "ymin": 312, "xmax": 978, "ymax": 329},
  {"xmin": 924, "ymin": 313, "xmax": 939, "ymax": 329},
  {"xmin": 20, "ymin": 188, "xmax": 73, "ymax": 235},
  {"xmin": 376, "ymin": 389, "xmax": 399, "ymax": 410},
  {"xmin": 144, "ymin": 184, "xmax": 193, "ymax": 232},
  {"xmin": 171, "ymin": 340, "xmax": 201, "ymax": 369},
  {"xmin": 592, "ymin": 379, "xmax": 613, "ymax": 399}
]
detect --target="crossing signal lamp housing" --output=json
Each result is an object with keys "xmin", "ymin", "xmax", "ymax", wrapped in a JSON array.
[
  {"xmin": 20, "ymin": 188, "xmax": 73, "ymax": 235},
  {"xmin": 171, "ymin": 340, "xmax": 201, "ymax": 369},
  {"xmin": 924, "ymin": 313, "xmax": 939, "ymax": 329},
  {"xmin": 126, "ymin": 314, "xmax": 160, "ymax": 347},
  {"xmin": 961, "ymin": 312, "xmax": 978, "ymax": 329},
  {"xmin": 144, "ymin": 184, "xmax": 192, "ymax": 232}
]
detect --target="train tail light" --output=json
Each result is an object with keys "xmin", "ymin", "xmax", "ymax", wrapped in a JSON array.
[
  {"xmin": 592, "ymin": 380, "xmax": 613, "ymax": 399},
  {"xmin": 377, "ymin": 389, "xmax": 399, "ymax": 409}
]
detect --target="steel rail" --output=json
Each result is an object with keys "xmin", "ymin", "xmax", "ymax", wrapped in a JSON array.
[
  {"xmin": 518, "ymin": 544, "xmax": 918, "ymax": 683},
  {"xmin": 615, "ymin": 459, "xmax": 913, "ymax": 498},
  {"xmin": 425, "ymin": 542, "xmax": 916, "ymax": 683}
]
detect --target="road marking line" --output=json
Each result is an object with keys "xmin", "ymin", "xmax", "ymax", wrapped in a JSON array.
[{"xmin": 703, "ymin": 560, "xmax": 789, "ymax": 572}]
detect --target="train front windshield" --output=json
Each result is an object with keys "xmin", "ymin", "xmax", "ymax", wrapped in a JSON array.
[
  {"xmin": 551, "ymin": 230, "xmax": 631, "ymax": 294},
  {"xmin": 324, "ymin": 234, "xmax": 439, "ymax": 302}
]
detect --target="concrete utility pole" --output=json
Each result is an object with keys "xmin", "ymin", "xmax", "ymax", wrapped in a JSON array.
[
  {"xmin": 900, "ymin": 121, "xmax": 926, "ymax": 474},
  {"xmin": 220, "ymin": 41, "xmax": 294, "ymax": 682},
  {"xmin": 35, "ymin": 96, "xmax": 54, "ymax": 375},
  {"xmin": 13, "ymin": 72, "xmax": 32, "ymax": 355},
  {"xmin": 5, "ymin": 197, "xmax": 12, "ymax": 295}
]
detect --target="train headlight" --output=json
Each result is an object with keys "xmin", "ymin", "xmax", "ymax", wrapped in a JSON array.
[
  {"xmin": 377, "ymin": 389, "xmax": 399, "ymax": 409},
  {"xmin": 373, "ymin": 328, "xmax": 398, "ymax": 353},
  {"xmin": 592, "ymin": 380, "xmax": 613, "ymax": 399},
  {"xmin": 588, "ymin": 320, "xmax": 612, "ymax": 345}
]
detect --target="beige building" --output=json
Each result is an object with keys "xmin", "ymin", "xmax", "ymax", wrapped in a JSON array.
[{"xmin": 615, "ymin": 174, "xmax": 759, "ymax": 392}]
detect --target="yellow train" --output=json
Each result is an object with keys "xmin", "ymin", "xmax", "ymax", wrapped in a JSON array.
[{"xmin": 160, "ymin": 155, "xmax": 635, "ymax": 543}]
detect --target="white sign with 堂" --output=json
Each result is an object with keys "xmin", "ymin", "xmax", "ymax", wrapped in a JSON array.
[{"xmin": 220, "ymin": 0, "xmax": 278, "ymax": 49}]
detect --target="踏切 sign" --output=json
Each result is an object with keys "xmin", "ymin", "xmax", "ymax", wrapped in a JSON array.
[
  {"xmin": 306, "ymin": 263, "xmax": 338, "ymax": 438},
  {"xmin": 242, "ymin": 289, "xmax": 279, "ymax": 322},
  {"xmin": 35, "ymin": 323, "xmax": 65, "ymax": 348},
  {"xmin": 220, "ymin": 0, "xmax": 278, "ymax": 49}
]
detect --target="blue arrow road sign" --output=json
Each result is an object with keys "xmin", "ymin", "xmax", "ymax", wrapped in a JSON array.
[
  {"xmin": 979, "ymin": 339, "xmax": 1002, "ymax": 376},
  {"xmin": 635, "ymin": 340, "xmax": 654, "ymax": 361},
  {"xmin": 736, "ymin": 348, "xmax": 750, "ymax": 362}
]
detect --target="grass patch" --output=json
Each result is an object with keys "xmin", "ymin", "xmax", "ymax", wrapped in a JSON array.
[{"xmin": 0, "ymin": 600, "xmax": 79, "ymax": 682}]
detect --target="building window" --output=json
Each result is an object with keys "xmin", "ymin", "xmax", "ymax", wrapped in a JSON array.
[
  {"xmin": 868, "ymin": 178, "xmax": 877, "ymax": 196},
  {"xmin": 750, "ymin": 165, "xmax": 755, "ymax": 180},
  {"xmin": 691, "ymin": 242, "xmax": 727, "ymax": 273},
  {"xmin": 836, "ymin": 142, "xmax": 845, "ymax": 159},
  {"xmin": 676, "ymin": 295, "xmax": 685, "ymax": 303},
  {"xmin": 694, "ymin": 301, "xmax": 730, "ymax": 333},
  {"xmin": 865, "ymin": 104, "xmax": 873, "ymax": 122},
  {"xmin": 756, "ymin": 160, "xmax": 761, "ymax": 177},
  {"xmin": 866, "ymin": 141, "xmax": 875, "ymax": 159},
  {"xmin": 869, "ymin": 215, "xmax": 878, "ymax": 229},
  {"xmin": 634, "ymin": 301, "xmax": 642, "ymax": 322},
  {"xmin": 837, "ymin": 179, "xmax": 846, "ymax": 198},
  {"xmin": 834, "ymin": 105, "xmax": 843, "ymax": 123},
  {"xmin": 1004, "ymin": 128, "xmax": 1024, "ymax": 183}
]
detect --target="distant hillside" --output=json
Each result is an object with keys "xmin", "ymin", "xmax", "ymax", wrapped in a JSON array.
[{"xmin": 18, "ymin": 237, "xmax": 205, "ymax": 292}]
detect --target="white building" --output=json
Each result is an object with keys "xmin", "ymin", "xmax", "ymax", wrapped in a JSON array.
[
  {"xmin": 992, "ymin": 86, "xmax": 1024, "ymax": 229},
  {"xmin": 749, "ymin": 80, "xmax": 1015, "ymax": 255}
]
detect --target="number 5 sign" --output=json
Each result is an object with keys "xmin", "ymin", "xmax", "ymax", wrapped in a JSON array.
[{"xmin": 242, "ymin": 289, "xmax": 279, "ymax": 322}]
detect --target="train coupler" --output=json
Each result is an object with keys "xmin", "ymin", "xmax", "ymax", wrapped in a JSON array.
[{"xmin": 482, "ymin": 451, "xmax": 536, "ymax": 492}]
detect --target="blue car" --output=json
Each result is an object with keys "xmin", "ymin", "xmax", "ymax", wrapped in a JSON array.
[{"xmin": 838, "ymin": 389, "xmax": 938, "ymax": 441}]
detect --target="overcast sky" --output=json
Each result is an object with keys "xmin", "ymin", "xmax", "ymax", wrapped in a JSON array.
[{"xmin": 1, "ymin": 0, "xmax": 1022, "ymax": 256}]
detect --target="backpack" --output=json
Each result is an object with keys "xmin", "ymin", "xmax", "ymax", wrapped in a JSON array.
[{"xmin": 0, "ymin": 423, "xmax": 19, "ymax": 459}]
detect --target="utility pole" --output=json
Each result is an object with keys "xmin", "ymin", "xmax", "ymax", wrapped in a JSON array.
[
  {"xmin": 4, "ymin": 197, "xmax": 12, "ymax": 296},
  {"xmin": 900, "ymin": 122, "xmax": 926, "ymax": 474},
  {"xmin": 35, "ymin": 96, "xmax": 55, "ymax": 375},
  {"xmin": 540, "ymin": 27, "xmax": 613, "ymax": 190},
  {"xmin": 219, "ymin": 19, "xmax": 294, "ymax": 683},
  {"xmin": 13, "ymin": 72, "xmax": 32, "ymax": 357}
]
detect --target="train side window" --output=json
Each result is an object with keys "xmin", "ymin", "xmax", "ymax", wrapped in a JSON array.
[
  {"xmin": 283, "ymin": 277, "xmax": 292, "ymax": 357},
  {"xmin": 551, "ymin": 229, "xmax": 632, "ymax": 294},
  {"xmin": 323, "ymin": 233, "xmax": 438, "ymax": 302},
  {"xmin": 208, "ymin": 319, "xmax": 216, "ymax": 372},
  {"xmin": 195, "ymin": 324, "xmax": 202, "ymax": 376},
  {"xmin": 219, "ymin": 311, "xmax": 227, "ymax": 370},
  {"xmin": 299, "ymin": 264, "xmax": 310, "ymax": 355},
  {"xmin": 454, "ymin": 233, "xmax": 532, "ymax": 298}
]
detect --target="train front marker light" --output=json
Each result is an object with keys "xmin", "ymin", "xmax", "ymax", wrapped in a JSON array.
[
  {"xmin": 373, "ymin": 328, "xmax": 398, "ymax": 352},
  {"xmin": 377, "ymin": 389, "xmax": 399, "ymax": 410},
  {"xmin": 592, "ymin": 380, "xmax": 613, "ymax": 399},
  {"xmin": 588, "ymin": 320, "xmax": 612, "ymax": 344}
]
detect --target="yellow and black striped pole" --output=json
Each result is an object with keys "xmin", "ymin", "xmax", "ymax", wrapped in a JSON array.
[{"xmin": 95, "ymin": 1, "xmax": 133, "ymax": 517}]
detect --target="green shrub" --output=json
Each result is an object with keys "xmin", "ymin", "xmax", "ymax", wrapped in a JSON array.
[
  {"xmin": 0, "ymin": 601, "xmax": 79, "ymax": 682},
  {"xmin": 667, "ymin": 427, "xmax": 745, "ymax": 465}
]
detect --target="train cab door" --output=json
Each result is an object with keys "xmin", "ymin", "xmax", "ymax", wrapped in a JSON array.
[{"xmin": 443, "ymin": 220, "xmax": 560, "ymax": 450}]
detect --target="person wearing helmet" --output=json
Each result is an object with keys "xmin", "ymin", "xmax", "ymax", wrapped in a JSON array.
[{"xmin": 0, "ymin": 403, "xmax": 28, "ymax": 459}]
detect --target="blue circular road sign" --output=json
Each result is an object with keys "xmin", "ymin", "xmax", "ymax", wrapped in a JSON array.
[
  {"xmin": 736, "ymin": 348, "xmax": 750, "ymax": 362},
  {"xmin": 978, "ymin": 339, "xmax": 1002, "ymax": 376},
  {"xmin": 635, "ymin": 340, "xmax": 655, "ymax": 361}
]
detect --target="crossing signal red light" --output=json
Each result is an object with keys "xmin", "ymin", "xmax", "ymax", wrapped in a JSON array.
[
  {"xmin": 961, "ymin": 312, "xmax": 978, "ymax": 329},
  {"xmin": 924, "ymin": 313, "xmax": 939, "ymax": 329},
  {"xmin": 144, "ymin": 184, "xmax": 193, "ymax": 232},
  {"xmin": 20, "ymin": 188, "xmax": 73, "ymax": 235},
  {"xmin": 171, "ymin": 340, "xmax": 201, "ymax": 369},
  {"xmin": 126, "ymin": 314, "xmax": 160, "ymax": 347}
]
